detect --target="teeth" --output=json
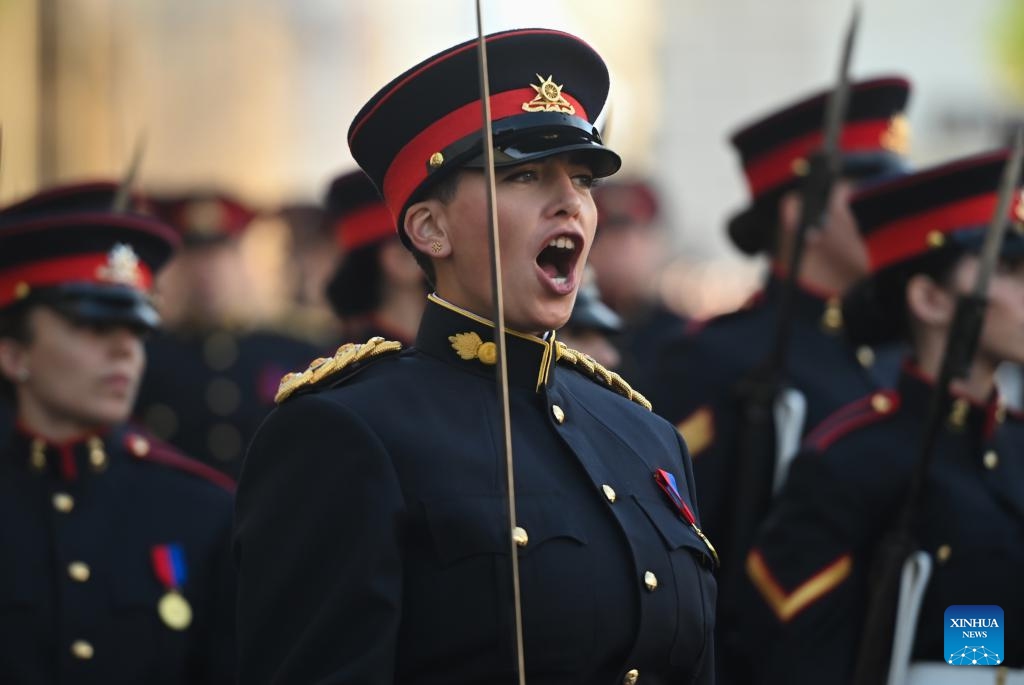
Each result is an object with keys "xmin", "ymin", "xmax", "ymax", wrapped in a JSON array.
[
  {"xmin": 547, "ymin": 236, "xmax": 576, "ymax": 250},
  {"xmin": 552, "ymin": 276, "xmax": 568, "ymax": 285}
]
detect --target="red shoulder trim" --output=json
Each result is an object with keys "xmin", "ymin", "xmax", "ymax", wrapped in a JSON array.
[
  {"xmin": 804, "ymin": 390, "xmax": 901, "ymax": 453},
  {"xmin": 123, "ymin": 431, "xmax": 236, "ymax": 493}
]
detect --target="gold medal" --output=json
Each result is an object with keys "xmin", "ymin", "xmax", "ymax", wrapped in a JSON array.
[{"xmin": 158, "ymin": 590, "xmax": 193, "ymax": 631}]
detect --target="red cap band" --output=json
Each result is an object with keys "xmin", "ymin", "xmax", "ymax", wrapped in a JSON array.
[
  {"xmin": 0, "ymin": 252, "xmax": 154, "ymax": 308},
  {"xmin": 336, "ymin": 203, "xmax": 397, "ymax": 250}
]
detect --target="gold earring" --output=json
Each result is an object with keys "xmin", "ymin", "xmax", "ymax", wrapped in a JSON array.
[{"xmin": 430, "ymin": 241, "xmax": 443, "ymax": 254}]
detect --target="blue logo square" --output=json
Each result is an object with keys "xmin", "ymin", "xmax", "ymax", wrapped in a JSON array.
[{"xmin": 944, "ymin": 605, "xmax": 1004, "ymax": 666}]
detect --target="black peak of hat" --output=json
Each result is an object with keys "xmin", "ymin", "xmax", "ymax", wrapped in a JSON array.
[
  {"xmin": 730, "ymin": 75, "xmax": 911, "ymax": 162},
  {"xmin": 347, "ymin": 28, "xmax": 609, "ymax": 189},
  {"xmin": 324, "ymin": 170, "xmax": 383, "ymax": 222},
  {"xmin": 851, "ymin": 149, "xmax": 1009, "ymax": 237}
]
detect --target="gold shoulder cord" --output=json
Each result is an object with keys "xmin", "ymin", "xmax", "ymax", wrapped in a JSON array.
[
  {"xmin": 274, "ymin": 336, "xmax": 402, "ymax": 403},
  {"xmin": 554, "ymin": 342, "xmax": 652, "ymax": 411}
]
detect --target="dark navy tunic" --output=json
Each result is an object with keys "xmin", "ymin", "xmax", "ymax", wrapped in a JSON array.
[
  {"xmin": 235, "ymin": 295, "xmax": 718, "ymax": 685},
  {"xmin": 0, "ymin": 424, "xmax": 236, "ymax": 684},
  {"xmin": 742, "ymin": 365, "xmax": 1024, "ymax": 683}
]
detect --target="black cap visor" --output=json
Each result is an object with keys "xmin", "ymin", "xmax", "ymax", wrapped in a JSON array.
[
  {"xmin": 31, "ymin": 284, "xmax": 161, "ymax": 331},
  {"xmin": 453, "ymin": 112, "xmax": 621, "ymax": 178}
]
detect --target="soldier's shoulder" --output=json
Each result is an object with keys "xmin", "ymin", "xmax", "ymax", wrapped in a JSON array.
[
  {"xmin": 122, "ymin": 429, "xmax": 235, "ymax": 494},
  {"xmin": 555, "ymin": 341, "xmax": 652, "ymax": 410},
  {"xmin": 274, "ymin": 337, "xmax": 406, "ymax": 404},
  {"xmin": 802, "ymin": 389, "xmax": 903, "ymax": 455}
]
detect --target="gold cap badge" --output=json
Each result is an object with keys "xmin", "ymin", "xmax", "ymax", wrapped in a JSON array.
[
  {"xmin": 522, "ymin": 74, "xmax": 576, "ymax": 115},
  {"xmin": 96, "ymin": 243, "xmax": 142, "ymax": 287}
]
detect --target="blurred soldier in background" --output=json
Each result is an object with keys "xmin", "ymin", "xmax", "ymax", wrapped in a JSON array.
[
  {"xmin": 323, "ymin": 170, "xmax": 426, "ymax": 346},
  {"xmin": 275, "ymin": 201, "xmax": 344, "ymax": 348},
  {"xmin": 0, "ymin": 181, "xmax": 235, "ymax": 684},
  {"xmin": 647, "ymin": 77, "xmax": 912, "ymax": 682},
  {"xmin": 743, "ymin": 149, "xmax": 1024, "ymax": 684},
  {"xmin": 133, "ymin": 191, "xmax": 321, "ymax": 478},
  {"xmin": 587, "ymin": 179, "xmax": 686, "ymax": 392},
  {"xmin": 557, "ymin": 266, "xmax": 623, "ymax": 370}
]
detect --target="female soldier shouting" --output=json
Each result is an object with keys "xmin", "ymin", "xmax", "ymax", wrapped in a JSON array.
[{"xmin": 235, "ymin": 28, "xmax": 718, "ymax": 684}]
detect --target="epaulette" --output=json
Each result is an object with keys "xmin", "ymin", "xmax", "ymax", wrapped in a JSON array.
[
  {"xmin": 274, "ymin": 336, "xmax": 403, "ymax": 403},
  {"xmin": 123, "ymin": 431, "xmax": 235, "ymax": 493},
  {"xmin": 554, "ymin": 341, "xmax": 652, "ymax": 410},
  {"xmin": 803, "ymin": 390, "xmax": 900, "ymax": 453}
]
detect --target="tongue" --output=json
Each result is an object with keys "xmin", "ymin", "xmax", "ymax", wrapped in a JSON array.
[{"xmin": 539, "ymin": 262, "xmax": 560, "ymax": 278}]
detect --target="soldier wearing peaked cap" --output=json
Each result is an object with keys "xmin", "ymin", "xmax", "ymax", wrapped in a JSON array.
[
  {"xmin": 645, "ymin": 77, "xmax": 914, "ymax": 680},
  {"xmin": 0, "ymin": 182, "xmax": 236, "ymax": 684},
  {"xmin": 587, "ymin": 179, "xmax": 687, "ymax": 394},
  {"xmin": 558, "ymin": 265, "xmax": 623, "ymax": 370},
  {"xmin": 323, "ymin": 169, "xmax": 427, "ymax": 346},
  {"xmin": 741, "ymin": 149, "xmax": 1024, "ymax": 684},
  {"xmin": 134, "ymin": 191, "xmax": 322, "ymax": 478},
  {"xmin": 234, "ymin": 28, "xmax": 717, "ymax": 684}
]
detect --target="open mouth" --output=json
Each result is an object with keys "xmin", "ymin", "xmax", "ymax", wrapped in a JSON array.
[{"xmin": 536, "ymin": 234, "xmax": 582, "ymax": 288}]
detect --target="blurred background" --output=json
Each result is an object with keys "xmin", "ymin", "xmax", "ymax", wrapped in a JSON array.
[{"xmin": 2, "ymin": 0, "xmax": 1023, "ymax": 321}]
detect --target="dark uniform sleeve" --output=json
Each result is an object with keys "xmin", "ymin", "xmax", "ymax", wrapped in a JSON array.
[
  {"xmin": 739, "ymin": 446, "xmax": 881, "ymax": 685},
  {"xmin": 194, "ymin": 510, "xmax": 238, "ymax": 685},
  {"xmin": 233, "ymin": 394, "xmax": 405, "ymax": 684}
]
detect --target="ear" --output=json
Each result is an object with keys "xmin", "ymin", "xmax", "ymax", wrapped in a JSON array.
[
  {"xmin": 0, "ymin": 336, "xmax": 28, "ymax": 385},
  {"xmin": 404, "ymin": 200, "xmax": 451, "ymax": 258},
  {"xmin": 906, "ymin": 273, "xmax": 956, "ymax": 327}
]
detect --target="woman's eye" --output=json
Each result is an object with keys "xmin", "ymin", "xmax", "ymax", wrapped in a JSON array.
[
  {"xmin": 505, "ymin": 168, "xmax": 537, "ymax": 182},
  {"xmin": 574, "ymin": 174, "xmax": 596, "ymax": 189}
]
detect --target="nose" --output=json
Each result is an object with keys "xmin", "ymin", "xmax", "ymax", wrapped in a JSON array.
[
  {"xmin": 548, "ymin": 166, "xmax": 583, "ymax": 219},
  {"xmin": 107, "ymin": 325, "xmax": 142, "ymax": 358}
]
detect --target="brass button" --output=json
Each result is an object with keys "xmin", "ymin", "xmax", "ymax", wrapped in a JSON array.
[
  {"xmin": 512, "ymin": 526, "xmax": 529, "ymax": 548},
  {"xmin": 936, "ymin": 544, "xmax": 952, "ymax": 564},
  {"xmin": 52, "ymin": 492, "xmax": 75, "ymax": 513},
  {"xmin": 68, "ymin": 561, "xmax": 91, "ymax": 582},
  {"xmin": 871, "ymin": 393, "xmax": 893, "ymax": 414},
  {"xmin": 602, "ymin": 484, "xmax": 617, "ymax": 503},
  {"xmin": 983, "ymin": 450, "xmax": 999, "ymax": 470},
  {"xmin": 790, "ymin": 157, "xmax": 809, "ymax": 176},
  {"xmin": 644, "ymin": 571, "xmax": 658, "ymax": 591},
  {"xmin": 855, "ymin": 345, "xmax": 875, "ymax": 368},
  {"xmin": 128, "ymin": 434, "xmax": 151, "ymax": 458},
  {"xmin": 87, "ymin": 437, "xmax": 107, "ymax": 471},
  {"xmin": 551, "ymin": 404, "xmax": 565, "ymax": 424},
  {"xmin": 623, "ymin": 668, "xmax": 640, "ymax": 685},
  {"xmin": 926, "ymin": 230, "xmax": 945, "ymax": 248},
  {"xmin": 428, "ymin": 151, "xmax": 445, "ymax": 168},
  {"xmin": 71, "ymin": 640, "xmax": 94, "ymax": 660}
]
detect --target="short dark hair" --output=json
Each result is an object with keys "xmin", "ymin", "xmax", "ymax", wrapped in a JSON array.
[
  {"xmin": 843, "ymin": 248, "xmax": 963, "ymax": 347},
  {"xmin": 326, "ymin": 243, "xmax": 385, "ymax": 318}
]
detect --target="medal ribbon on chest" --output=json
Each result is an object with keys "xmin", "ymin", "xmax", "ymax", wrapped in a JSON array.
[
  {"xmin": 654, "ymin": 468, "xmax": 720, "ymax": 568},
  {"xmin": 150, "ymin": 543, "xmax": 194, "ymax": 631}
]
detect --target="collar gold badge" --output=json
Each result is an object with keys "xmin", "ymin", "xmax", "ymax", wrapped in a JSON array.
[
  {"xmin": 449, "ymin": 331, "xmax": 497, "ymax": 365},
  {"xmin": 96, "ymin": 243, "xmax": 142, "ymax": 286},
  {"xmin": 522, "ymin": 74, "xmax": 576, "ymax": 115}
]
